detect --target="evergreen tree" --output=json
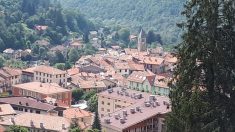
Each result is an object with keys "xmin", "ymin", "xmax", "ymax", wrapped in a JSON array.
[
  {"xmin": 167, "ymin": 0, "xmax": 235, "ymax": 132},
  {"xmin": 92, "ymin": 110, "xmax": 101, "ymax": 131},
  {"xmin": 68, "ymin": 48, "xmax": 79, "ymax": 64}
]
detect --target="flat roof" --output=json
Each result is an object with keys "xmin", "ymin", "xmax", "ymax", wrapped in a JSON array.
[{"xmin": 101, "ymin": 95, "xmax": 170, "ymax": 130}]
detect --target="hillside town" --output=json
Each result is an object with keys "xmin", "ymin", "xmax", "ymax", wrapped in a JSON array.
[{"xmin": 0, "ymin": 28, "xmax": 176, "ymax": 132}]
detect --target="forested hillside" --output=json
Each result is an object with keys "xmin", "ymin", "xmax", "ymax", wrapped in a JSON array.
[
  {"xmin": 0, "ymin": 0, "xmax": 94, "ymax": 51},
  {"xmin": 61, "ymin": 0, "xmax": 185, "ymax": 44}
]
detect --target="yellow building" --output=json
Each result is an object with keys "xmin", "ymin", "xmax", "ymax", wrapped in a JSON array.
[{"xmin": 33, "ymin": 65, "xmax": 67, "ymax": 87}]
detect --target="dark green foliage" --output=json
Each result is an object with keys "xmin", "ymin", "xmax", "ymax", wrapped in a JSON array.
[
  {"xmin": 69, "ymin": 118, "xmax": 81, "ymax": 132},
  {"xmin": 82, "ymin": 90, "xmax": 96, "ymax": 101},
  {"xmin": 167, "ymin": 0, "xmax": 235, "ymax": 132},
  {"xmin": 0, "ymin": 55, "xmax": 5, "ymax": 68},
  {"xmin": 146, "ymin": 30, "xmax": 162, "ymax": 45},
  {"xmin": 54, "ymin": 63, "xmax": 65, "ymax": 70},
  {"xmin": 72, "ymin": 89, "xmax": 84, "ymax": 103},
  {"xmin": 92, "ymin": 110, "xmax": 101, "ymax": 131},
  {"xmin": 117, "ymin": 28, "xmax": 130, "ymax": 44},
  {"xmin": 68, "ymin": 48, "xmax": 79, "ymax": 64},
  {"xmin": 55, "ymin": 51, "xmax": 65, "ymax": 63},
  {"xmin": 60, "ymin": 0, "xmax": 185, "ymax": 44},
  {"xmin": 7, "ymin": 125, "xmax": 28, "ymax": 132},
  {"xmin": 87, "ymin": 94, "xmax": 98, "ymax": 113},
  {"xmin": 0, "ymin": 0, "xmax": 95, "ymax": 52}
]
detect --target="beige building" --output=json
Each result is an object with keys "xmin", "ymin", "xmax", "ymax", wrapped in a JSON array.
[
  {"xmin": 98, "ymin": 87, "xmax": 154, "ymax": 118},
  {"xmin": 63, "ymin": 108, "xmax": 93, "ymax": 130},
  {"xmin": 99, "ymin": 88, "xmax": 170, "ymax": 132},
  {"xmin": 0, "ymin": 113, "xmax": 70, "ymax": 132},
  {"xmin": 33, "ymin": 65, "xmax": 67, "ymax": 86},
  {"xmin": 12, "ymin": 82, "xmax": 72, "ymax": 106}
]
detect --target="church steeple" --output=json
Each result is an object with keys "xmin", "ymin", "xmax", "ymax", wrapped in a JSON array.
[{"xmin": 137, "ymin": 28, "xmax": 147, "ymax": 52}]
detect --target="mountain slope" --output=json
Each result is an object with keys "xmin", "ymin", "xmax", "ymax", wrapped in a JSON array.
[{"xmin": 61, "ymin": 0, "xmax": 185, "ymax": 44}]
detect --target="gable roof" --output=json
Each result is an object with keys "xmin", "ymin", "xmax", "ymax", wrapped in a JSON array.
[
  {"xmin": 0, "ymin": 113, "xmax": 70, "ymax": 132},
  {"xmin": 0, "ymin": 104, "xmax": 16, "ymax": 116},
  {"xmin": 127, "ymin": 70, "xmax": 155, "ymax": 83},
  {"xmin": 0, "ymin": 97, "xmax": 56, "ymax": 111},
  {"xmin": 13, "ymin": 82, "xmax": 70, "ymax": 95},
  {"xmin": 34, "ymin": 65, "xmax": 66, "ymax": 75}
]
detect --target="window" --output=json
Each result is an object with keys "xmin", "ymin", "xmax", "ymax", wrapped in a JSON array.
[
  {"xmin": 107, "ymin": 109, "xmax": 110, "ymax": 112},
  {"xmin": 30, "ymin": 109, "xmax": 33, "ymax": 113},
  {"xmin": 36, "ymin": 110, "xmax": 40, "ymax": 114},
  {"xmin": 107, "ymin": 103, "xmax": 110, "ymax": 105},
  {"xmin": 81, "ymin": 118, "xmax": 84, "ymax": 122},
  {"xmin": 119, "ymin": 70, "xmax": 122, "ymax": 72},
  {"xmin": 19, "ymin": 108, "xmax": 23, "ymax": 111},
  {"xmin": 36, "ymin": 77, "xmax": 38, "ymax": 80},
  {"xmin": 125, "ymin": 69, "xmax": 127, "ymax": 72},
  {"xmin": 13, "ymin": 107, "xmax": 18, "ymax": 110},
  {"xmin": 101, "ymin": 101, "xmax": 104, "ymax": 105},
  {"xmin": 101, "ymin": 108, "xmax": 104, "ymax": 111},
  {"xmin": 101, "ymin": 114, "xmax": 104, "ymax": 117},
  {"xmin": 25, "ymin": 109, "xmax": 28, "ymax": 112},
  {"xmin": 19, "ymin": 89, "xmax": 22, "ymax": 95}
]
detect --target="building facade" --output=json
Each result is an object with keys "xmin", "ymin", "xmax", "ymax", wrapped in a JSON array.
[{"xmin": 12, "ymin": 82, "xmax": 72, "ymax": 106}]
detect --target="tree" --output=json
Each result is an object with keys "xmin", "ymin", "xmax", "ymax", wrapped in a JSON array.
[
  {"xmin": 166, "ymin": 0, "xmax": 235, "ymax": 132},
  {"xmin": 87, "ymin": 94, "xmax": 98, "ymax": 112},
  {"xmin": 68, "ymin": 48, "xmax": 79, "ymax": 64},
  {"xmin": 72, "ymin": 89, "xmax": 84, "ymax": 103},
  {"xmin": 54, "ymin": 63, "xmax": 65, "ymax": 70},
  {"xmin": 0, "ymin": 55, "xmax": 5, "ymax": 68},
  {"xmin": 92, "ymin": 110, "xmax": 101, "ymax": 131},
  {"xmin": 118, "ymin": 28, "xmax": 130, "ymax": 43},
  {"xmin": 7, "ymin": 125, "xmax": 28, "ymax": 132},
  {"xmin": 69, "ymin": 118, "xmax": 81, "ymax": 132},
  {"xmin": 146, "ymin": 30, "xmax": 163, "ymax": 45},
  {"xmin": 55, "ymin": 51, "xmax": 65, "ymax": 63}
]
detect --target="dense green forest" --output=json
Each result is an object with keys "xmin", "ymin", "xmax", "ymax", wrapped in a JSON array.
[
  {"xmin": 0, "ymin": 0, "xmax": 95, "ymax": 51},
  {"xmin": 60, "ymin": 0, "xmax": 185, "ymax": 44}
]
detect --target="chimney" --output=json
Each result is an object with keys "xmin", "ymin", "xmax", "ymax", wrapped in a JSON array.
[
  {"xmin": 30, "ymin": 120, "xmax": 34, "ymax": 126},
  {"xmin": 40, "ymin": 123, "xmax": 44, "ymax": 128},
  {"xmin": 11, "ymin": 117, "xmax": 15, "ymax": 124},
  {"xmin": 120, "ymin": 118, "xmax": 125, "ymax": 124},
  {"xmin": 62, "ymin": 124, "xmax": 66, "ymax": 129},
  {"xmin": 130, "ymin": 108, "xmax": 135, "ymax": 114},
  {"xmin": 114, "ymin": 114, "xmax": 120, "ymax": 120}
]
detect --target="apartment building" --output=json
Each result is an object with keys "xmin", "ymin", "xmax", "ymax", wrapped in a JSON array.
[
  {"xmin": 127, "ymin": 70, "xmax": 170, "ymax": 96},
  {"xmin": 99, "ymin": 88, "xmax": 171, "ymax": 132},
  {"xmin": 0, "ymin": 67, "xmax": 22, "ymax": 92},
  {"xmin": 63, "ymin": 108, "xmax": 93, "ymax": 130},
  {"xmin": 98, "ymin": 87, "xmax": 152, "ymax": 118},
  {"xmin": 22, "ymin": 65, "xmax": 67, "ymax": 86},
  {"xmin": 34, "ymin": 65, "xmax": 67, "ymax": 86},
  {"xmin": 12, "ymin": 82, "xmax": 72, "ymax": 106}
]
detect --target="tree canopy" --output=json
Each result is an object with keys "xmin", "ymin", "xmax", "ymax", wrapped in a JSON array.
[
  {"xmin": 167, "ymin": 0, "xmax": 235, "ymax": 132},
  {"xmin": 60, "ymin": 0, "xmax": 185, "ymax": 44},
  {"xmin": 0, "ymin": 0, "xmax": 95, "ymax": 52}
]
